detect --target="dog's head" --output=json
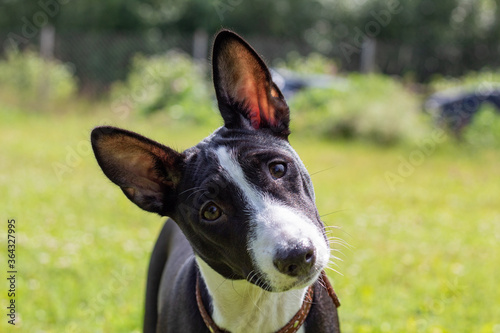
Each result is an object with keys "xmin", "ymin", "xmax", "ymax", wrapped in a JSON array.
[{"xmin": 91, "ymin": 30, "xmax": 329, "ymax": 292}]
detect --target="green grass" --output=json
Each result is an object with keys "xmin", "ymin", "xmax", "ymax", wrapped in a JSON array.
[{"xmin": 1, "ymin": 107, "xmax": 499, "ymax": 333}]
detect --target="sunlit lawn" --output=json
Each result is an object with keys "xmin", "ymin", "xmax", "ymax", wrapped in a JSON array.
[{"xmin": 1, "ymin": 106, "xmax": 499, "ymax": 332}]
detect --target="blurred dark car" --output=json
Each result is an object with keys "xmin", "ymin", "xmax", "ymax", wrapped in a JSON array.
[
  {"xmin": 270, "ymin": 68, "xmax": 347, "ymax": 100},
  {"xmin": 424, "ymin": 86, "xmax": 500, "ymax": 136}
]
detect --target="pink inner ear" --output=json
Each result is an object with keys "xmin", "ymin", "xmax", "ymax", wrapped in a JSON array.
[{"xmin": 235, "ymin": 76, "xmax": 276, "ymax": 130}]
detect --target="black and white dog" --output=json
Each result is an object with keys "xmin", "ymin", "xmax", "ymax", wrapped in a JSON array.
[{"xmin": 91, "ymin": 30, "xmax": 340, "ymax": 333}]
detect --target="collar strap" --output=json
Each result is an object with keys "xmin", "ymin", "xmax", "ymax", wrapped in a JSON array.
[
  {"xmin": 320, "ymin": 270, "xmax": 341, "ymax": 308},
  {"xmin": 195, "ymin": 270, "xmax": 340, "ymax": 333},
  {"xmin": 195, "ymin": 270, "xmax": 230, "ymax": 333}
]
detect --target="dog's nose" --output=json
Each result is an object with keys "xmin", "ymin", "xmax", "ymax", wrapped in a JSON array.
[{"xmin": 273, "ymin": 242, "xmax": 316, "ymax": 277}]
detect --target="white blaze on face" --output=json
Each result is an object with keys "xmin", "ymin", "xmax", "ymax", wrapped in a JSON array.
[{"xmin": 215, "ymin": 146, "xmax": 329, "ymax": 291}]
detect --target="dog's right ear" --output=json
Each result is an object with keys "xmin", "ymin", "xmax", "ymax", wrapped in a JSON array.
[
  {"xmin": 91, "ymin": 126, "xmax": 183, "ymax": 216},
  {"xmin": 212, "ymin": 30, "xmax": 290, "ymax": 139}
]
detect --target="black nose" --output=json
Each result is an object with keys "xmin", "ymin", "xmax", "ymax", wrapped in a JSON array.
[{"xmin": 273, "ymin": 242, "xmax": 316, "ymax": 277}]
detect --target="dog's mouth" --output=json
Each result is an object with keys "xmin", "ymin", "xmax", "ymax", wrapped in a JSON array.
[
  {"xmin": 246, "ymin": 269, "xmax": 320, "ymax": 292},
  {"xmin": 246, "ymin": 272, "xmax": 274, "ymax": 291}
]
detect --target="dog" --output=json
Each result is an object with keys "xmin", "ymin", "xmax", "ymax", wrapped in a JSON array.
[{"xmin": 91, "ymin": 30, "xmax": 340, "ymax": 333}]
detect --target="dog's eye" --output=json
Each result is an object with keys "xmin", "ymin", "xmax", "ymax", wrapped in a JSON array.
[
  {"xmin": 269, "ymin": 162, "xmax": 287, "ymax": 179},
  {"xmin": 201, "ymin": 202, "xmax": 222, "ymax": 221}
]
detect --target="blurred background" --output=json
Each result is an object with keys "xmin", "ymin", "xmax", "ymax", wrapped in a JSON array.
[{"xmin": 1, "ymin": 0, "xmax": 499, "ymax": 332}]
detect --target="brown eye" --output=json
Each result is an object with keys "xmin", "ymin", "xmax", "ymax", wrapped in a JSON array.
[
  {"xmin": 269, "ymin": 162, "xmax": 286, "ymax": 179},
  {"xmin": 201, "ymin": 202, "xmax": 222, "ymax": 221}
]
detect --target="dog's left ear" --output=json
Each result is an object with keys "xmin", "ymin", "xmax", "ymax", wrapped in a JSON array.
[
  {"xmin": 91, "ymin": 126, "xmax": 184, "ymax": 216},
  {"xmin": 212, "ymin": 30, "xmax": 290, "ymax": 139}
]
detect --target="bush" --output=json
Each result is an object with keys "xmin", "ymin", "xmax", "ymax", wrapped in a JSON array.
[
  {"xmin": 463, "ymin": 106, "xmax": 500, "ymax": 148},
  {"xmin": 111, "ymin": 51, "xmax": 215, "ymax": 124},
  {"xmin": 290, "ymin": 73, "xmax": 431, "ymax": 145},
  {"xmin": 429, "ymin": 70, "xmax": 500, "ymax": 92},
  {"xmin": 0, "ymin": 49, "xmax": 77, "ymax": 109},
  {"xmin": 274, "ymin": 52, "xmax": 338, "ymax": 75}
]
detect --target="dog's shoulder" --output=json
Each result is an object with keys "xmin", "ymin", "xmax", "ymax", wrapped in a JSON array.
[{"xmin": 146, "ymin": 220, "xmax": 207, "ymax": 333}]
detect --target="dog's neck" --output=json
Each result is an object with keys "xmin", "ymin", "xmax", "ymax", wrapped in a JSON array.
[{"xmin": 196, "ymin": 257, "xmax": 307, "ymax": 333}]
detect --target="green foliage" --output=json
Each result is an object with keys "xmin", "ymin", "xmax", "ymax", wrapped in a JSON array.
[
  {"xmin": 275, "ymin": 52, "xmax": 338, "ymax": 74},
  {"xmin": 464, "ymin": 106, "xmax": 500, "ymax": 148},
  {"xmin": 111, "ymin": 51, "xmax": 216, "ymax": 124},
  {"xmin": 429, "ymin": 70, "xmax": 500, "ymax": 92},
  {"xmin": 0, "ymin": 49, "xmax": 77, "ymax": 108},
  {"xmin": 290, "ymin": 73, "xmax": 431, "ymax": 145},
  {"xmin": 3, "ymin": 0, "xmax": 500, "ymax": 86},
  {"xmin": 1, "ymin": 107, "xmax": 499, "ymax": 332}
]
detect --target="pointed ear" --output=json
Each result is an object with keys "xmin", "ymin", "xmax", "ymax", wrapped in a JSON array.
[
  {"xmin": 91, "ymin": 126, "xmax": 183, "ymax": 216},
  {"xmin": 212, "ymin": 30, "xmax": 290, "ymax": 138}
]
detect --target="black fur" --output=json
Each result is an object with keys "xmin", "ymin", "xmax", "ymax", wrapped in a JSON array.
[{"xmin": 91, "ymin": 30, "xmax": 341, "ymax": 333}]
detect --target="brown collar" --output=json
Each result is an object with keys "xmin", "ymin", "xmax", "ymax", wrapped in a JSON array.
[{"xmin": 195, "ymin": 270, "xmax": 340, "ymax": 333}]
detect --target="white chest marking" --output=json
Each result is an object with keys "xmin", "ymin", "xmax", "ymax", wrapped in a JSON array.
[{"xmin": 196, "ymin": 257, "xmax": 306, "ymax": 333}]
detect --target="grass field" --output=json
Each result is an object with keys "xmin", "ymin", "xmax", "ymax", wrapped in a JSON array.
[{"xmin": 1, "ymin": 106, "xmax": 499, "ymax": 333}]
